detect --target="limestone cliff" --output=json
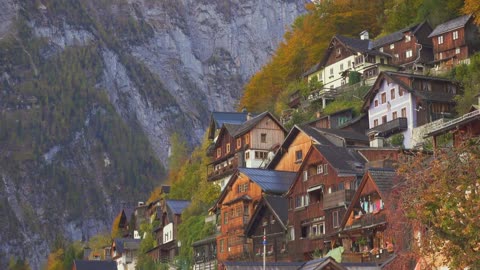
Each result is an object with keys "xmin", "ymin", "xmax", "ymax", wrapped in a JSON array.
[{"xmin": 0, "ymin": 0, "xmax": 306, "ymax": 268}]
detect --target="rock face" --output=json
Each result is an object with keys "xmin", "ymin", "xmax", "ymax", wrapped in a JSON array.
[{"xmin": 0, "ymin": 0, "xmax": 306, "ymax": 268}]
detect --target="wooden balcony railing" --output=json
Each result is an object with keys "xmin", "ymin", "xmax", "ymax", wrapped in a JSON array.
[
  {"xmin": 207, "ymin": 157, "xmax": 238, "ymax": 182},
  {"xmin": 366, "ymin": 117, "xmax": 408, "ymax": 137},
  {"xmin": 323, "ymin": 189, "xmax": 355, "ymax": 210},
  {"xmin": 348, "ymin": 212, "xmax": 387, "ymax": 229}
]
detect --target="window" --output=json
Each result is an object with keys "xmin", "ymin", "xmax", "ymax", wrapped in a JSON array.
[
  {"xmin": 324, "ymin": 164, "xmax": 328, "ymax": 175},
  {"xmin": 255, "ymin": 151, "xmax": 268, "ymax": 159},
  {"xmin": 316, "ymin": 164, "xmax": 323, "ymax": 174},
  {"xmin": 401, "ymin": 107, "xmax": 407, "ymax": 118},
  {"xmin": 348, "ymin": 60, "xmax": 351, "ymax": 68},
  {"xmin": 374, "ymin": 100, "xmax": 378, "ymax": 107},
  {"xmin": 456, "ymin": 48, "xmax": 460, "ymax": 54},
  {"xmin": 394, "ymin": 53, "xmax": 399, "ymax": 59},
  {"xmin": 399, "ymin": 88, "xmax": 404, "ymax": 96},
  {"xmin": 226, "ymin": 143, "xmax": 231, "ymax": 153},
  {"xmin": 260, "ymin": 133, "xmax": 267, "ymax": 143},
  {"xmin": 392, "ymin": 111, "xmax": 398, "ymax": 119},
  {"xmin": 219, "ymin": 239, "xmax": 224, "ymax": 252},
  {"xmin": 311, "ymin": 222, "xmax": 325, "ymax": 237},
  {"xmin": 217, "ymin": 148, "xmax": 221, "ymax": 158},
  {"xmin": 381, "ymin": 93, "xmax": 386, "ymax": 104},
  {"xmin": 329, "ymin": 68, "xmax": 334, "ymax": 76},
  {"xmin": 406, "ymin": 49, "xmax": 413, "ymax": 58},
  {"xmin": 301, "ymin": 225, "xmax": 309, "ymax": 238},
  {"xmin": 379, "ymin": 47, "xmax": 383, "ymax": 52},
  {"xmin": 245, "ymin": 151, "xmax": 250, "ymax": 160},
  {"xmin": 336, "ymin": 48, "xmax": 341, "ymax": 56},
  {"xmin": 382, "ymin": 115, "xmax": 387, "ymax": 124},
  {"xmin": 373, "ymin": 119, "xmax": 379, "ymax": 127},
  {"xmin": 236, "ymin": 138, "xmax": 241, "ymax": 149},
  {"xmin": 390, "ymin": 88, "xmax": 395, "ymax": 100},
  {"xmin": 338, "ymin": 182, "xmax": 345, "ymax": 191},
  {"xmin": 438, "ymin": 35, "xmax": 443, "ymax": 44},
  {"xmin": 439, "ymin": 52, "xmax": 443, "ymax": 59},
  {"xmin": 245, "ymin": 134, "xmax": 250, "ymax": 144},
  {"xmin": 223, "ymin": 212, "xmax": 228, "ymax": 224},
  {"xmin": 453, "ymin": 30, "xmax": 458, "ymax": 40},
  {"xmin": 303, "ymin": 170, "xmax": 308, "ymax": 181},
  {"xmin": 289, "ymin": 227, "xmax": 295, "ymax": 241},
  {"xmin": 295, "ymin": 150, "xmax": 303, "ymax": 162},
  {"xmin": 405, "ymin": 35, "xmax": 411, "ymax": 42},
  {"xmin": 238, "ymin": 183, "xmax": 248, "ymax": 193},
  {"xmin": 390, "ymin": 44, "xmax": 394, "ymax": 49},
  {"xmin": 340, "ymin": 63, "xmax": 344, "ymax": 71},
  {"xmin": 333, "ymin": 211, "xmax": 339, "ymax": 228},
  {"xmin": 295, "ymin": 195, "xmax": 308, "ymax": 208}
]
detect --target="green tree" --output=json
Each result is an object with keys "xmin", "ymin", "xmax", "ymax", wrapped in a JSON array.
[{"xmin": 450, "ymin": 53, "xmax": 480, "ymax": 114}]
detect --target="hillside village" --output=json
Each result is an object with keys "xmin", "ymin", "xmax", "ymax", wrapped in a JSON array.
[{"xmin": 72, "ymin": 14, "xmax": 480, "ymax": 270}]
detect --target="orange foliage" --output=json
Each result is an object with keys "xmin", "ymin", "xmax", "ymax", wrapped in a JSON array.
[{"xmin": 463, "ymin": 0, "xmax": 480, "ymax": 25}]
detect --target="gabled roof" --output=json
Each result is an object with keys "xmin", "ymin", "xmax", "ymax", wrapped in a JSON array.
[
  {"xmin": 303, "ymin": 62, "xmax": 323, "ymax": 77},
  {"xmin": 113, "ymin": 238, "xmax": 141, "ymax": 254},
  {"xmin": 165, "ymin": 199, "xmax": 191, "ymax": 215},
  {"xmin": 211, "ymin": 111, "xmax": 249, "ymax": 128},
  {"xmin": 299, "ymin": 256, "xmax": 347, "ymax": 270},
  {"xmin": 338, "ymin": 113, "xmax": 367, "ymax": 129},
  {"xmin": 312, "ymin": 145, "xmax": 366, "ymax": 175},
  {"xmin": 336, "ymin": 35, "xmax": 371, "ymax": 53},
  {"xmin": 428, "ymin": 14, "xmax": 473, "ymax": 37},
  {"xmin": 238, "ymin": 167, "xmax": 297, "ymax": 194},
  {"xmin": 73, "ymin": 260, "xmax": 117, "ymax": 270},
  {"xmin": 362, "ymin": 71, "xmax": 456, "ymax": 111},
  {"xmin": 244, "ymin": 194, "xmax": 288, "ymax": 235},
  {"xmin": 314, "ymin": 128, "xmax": 369, "ymax": 143},
  {"xmin": 223, "ymin": 261, "xmax": 304, "ymax": 269},
  {"xmin": 372, "ymin": 22, "xmax": 428, "ymax": 48},
  {"xmin": 232, "ymin": 111, "xmax": 286, "ymax": 137},
  {"xmin": 340, "ymin": 168, "xmax": 398, "ymax": 229}
]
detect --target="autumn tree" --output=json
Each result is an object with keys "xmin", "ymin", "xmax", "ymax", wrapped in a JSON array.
[
  {"xmin": 450, "ymin": 53, "xmax": 480, "ymax": 114},
  {"xmin": 396, "ymin": 138, "xmax": 480, "ymax": 269},
  {"xmin": 463, "ymin": 0, "xmax": 480, "ymax": 25}
]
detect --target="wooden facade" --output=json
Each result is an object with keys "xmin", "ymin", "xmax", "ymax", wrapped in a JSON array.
[
  {"xmin": 216, "ymin": 172, "xmax": 263, "ymax": 262},
  {"xmin": 286, "ymin": 145, "xmax": 364, "ymax": 261},
  {"xmin": 269, "ymin": 130, "xmax": 314, "ymax": 172}
]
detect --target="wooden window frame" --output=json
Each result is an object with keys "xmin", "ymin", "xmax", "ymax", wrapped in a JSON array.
[
  {"xmin": 260, "ymin": 133, "xmax": 267, "ymax": 143},
  {"xmin": 453, "ymin": 30, "xmax": 458, "ymax": 40},
  {"xmin": 401, "ymin": 107, "xmax": 407, "ymax": 118},
  {"xmin": 226, "ymin": 143, "xmax": 231, "ymax": 153},
  {"xmin": 392, "ymin": 111, "xmax": 398, "ymax": 120},
  {"xmin": 236, "ymin": 138, "xmax": 241, "ymax": 149},
  {"xmin": 381, "ymin": 93, "xmax": 386, "ymax": 104},
  {"xmin": 438, "ymin": 35, "xmax": 444, "ymax": 44},
  {"xmin": 390, "ymin": 88, "xmax": 395, "ymax": 100}
]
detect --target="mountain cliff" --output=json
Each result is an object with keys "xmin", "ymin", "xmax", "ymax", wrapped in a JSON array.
[{"xmin": 0, "ymin": 0, "xmax": 306, "ymax": 268}]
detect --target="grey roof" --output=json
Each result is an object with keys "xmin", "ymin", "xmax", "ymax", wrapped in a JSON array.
[
  {"xmin": 429, "ymin": 14, "xmax": 472, "ymax": 37},
  {"xmin": 223, "ymin": 261, "xmax": 304, "ymax": 270},
  {"xmin": 114, "ymin": 238, "xmax": 141, "ymax": 254},
  {"xmin": 303, "ymin": 62, "xmax": 323, "ymax": 77},
  {"xmin": 372, "ymin": 23, "xmax": 421, "ymax": 48},
  {"xmin": 299, "ymin": 257, "xmax": 347, "ymax": 270},
  {"xmin": 192, "ymin": 234, "xmax": 217, "ymax": 247},
  {"xmin": 367, "ymin": 167, "xmax": 397, "ymax": 196},
  {"xmin": 313, "ymin": 145, "xmax": 366, "ymax": 175},
  {"xmin": 232, "ymin": 111, "xmax": 285, "ymax": 137},
  {"xmin": 74, "ymin": 260, "xmax": 117, "ymax": 270},
  {"xmin": 314, "ymin": 128, "xmax": 369, "ymax": 143},
  {"xmin": 211, "ymin": 111, "xmax": 249, "ymax": 128},
  {"xmin": 298, "ymin": 125, "xmax": 336, "ymax": 146},
  {"xmin": 224, "ymin": 123, "xmax": 242, "ymax": 135},
  {"xmin": 166, "ymin": 199, "xmax": 191, "ymax": 215},
  {"xmin": 336, "ymin": 35, "xmax": 371, "ymax": 53},
  {"xmin": 238, "ymin": 168, "xmax": 297, "ymax": 194},
  {"xmin": 264, "ymin": 194, "xmax": 289, "ymax": 226}
]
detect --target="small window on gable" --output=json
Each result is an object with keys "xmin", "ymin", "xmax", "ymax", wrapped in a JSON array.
[
  {"xmin": 260, "ymin": 133, "xmax": 267, "ymax": 143},
  {"xmin": 333, "ymin": 211, "xmax": 339, "ymax": 228},
  {"xmin": 316, "ymin": 164, "xmax": 323, "ymax": 174},
  {"xmin": 390, "ymin": 44, "xmax": 394, "ymax": 49},
  {"xmin": 295, "ymin": 150, "xmax": 303, "ymax": 162},
  {"xmin": 226, "ymin": 143, "xmax": 231, "ymax": 153},
  {"xmin": 245, "ymin": 134, "xmax": 250, "ymax": 144},
  {"xmin": 379, "ymin": 47, "xmax": 383, "ymax": 53},
  {"xmin": 336, "ymin": 48, "xmax": 341, "ymax": 56},
  {"xmin": 303, "ymin": 170, "xmax": 308, "ymax": 181},
  {"xmin": 374, "ymin": 100, "xmax": 378, "ymax": 107},
  {"xmin": 381, "ymin": 93, "xmax": 387, "ymax": 104},
  {"xmin": 453, "ymin": 31, "xmax": 458, "ymax": 40},
  {"xmin": 406, "ymin": 49, "xmax": 413, "ymax": 58},
  {"xmin": 390, "ymin": 88, "xmax": 395, "ymax": 100},
  {"xmin": 405, "ymin": 35, "xmax": 411, "ymax": 42},
  {"xmin": 399, "ymin": 88, "xmax": 404, "ymax": 96},
  {"xmin": 217, "ymin": 148, "xmax": 221, "ymax": 158}
]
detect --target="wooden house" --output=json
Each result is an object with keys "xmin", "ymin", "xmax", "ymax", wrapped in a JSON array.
[
  {"xmin": 338, "ymin": 168, "xmax": 401, "ymax": 267},
  {"xmin": 193, "ymin": 235, "xmax": 217, "ymax": 270},
  {"xmin": 214, "ymin": 168, "xmax": 296, "ymax": 264},
  {"xmin": 363, "ymin": 71, "xmax": 458, "ymax": 149},
  {"xmin": 371, "ymin": 21, "xmax": 433, "ymax": 71},
  {"xmin": 286, "ymin": 144, "xmax": 366, "ymax": 261},
  {"xmin": 207, "ymin": 112, "xmax": 286, "ymax": 190},
  {"xmin": 245, "ymin": 194, "xmax": 289, "ymax": 263},
  {"xmin": 111, "ymin": 238, "xmax": 141, "ymax": 270},
  {"xmin": 221, "ymin": 256, "xmax": 346, "ymax": 270},
  {"xmin": 208, "ymin": 111, "xmax": 249, "ymax": 141},
  {"xmin": 72, "ymin": 260, "xmax": 116, "ymax": 270},
  {"xmin": 307, "ymin": 109, "xmax": 354, "ymax": 129},
  {"xmin": 428, "ymin": 14, "xmax": 480, "ymax": 72}
]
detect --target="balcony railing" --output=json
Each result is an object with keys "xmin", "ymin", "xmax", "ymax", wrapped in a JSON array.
[
  {"xmin": 366, "ymin": 117, "xmax": 407, "ymax": 137},
  {"xmin": 346, "ymin": 212, "xmax": 387, "ymax": 230},
  {"xmin": 207, "ymin": 157, "xmax": 238, "ymax": 182},
  {"xmin": 323, "ymin": 189, "xmax": 355, "ymax": 210}
]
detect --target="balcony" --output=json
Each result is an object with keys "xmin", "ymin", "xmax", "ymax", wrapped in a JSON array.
[
  {"xmin": 207, "ymin": 157, "xmax": 238, "ymax": 182},
  {"xmin": 323, "ymin": 189, "xmax": 355, "ymax": 210},
  {"xmin": 347, "ymin": 212, "xmax": 387, "ymax": 230},
  {"xmin": 366, "ymin": 117, "xmax": 407, "ymax": 137}
]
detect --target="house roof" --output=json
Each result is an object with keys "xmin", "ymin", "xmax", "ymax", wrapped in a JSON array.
[
  {"xmin": 299, "ymin": 256, "xmax": 347, "ymax": 270},
  {"xmin": 335, "ymin": 35, "xmax": 371, "ymax": 53},
  {"xmin": 73, "ymin": 260, "xmax": 117, "ymax": 270},
  {"xmin": 244, "ymin": 194, "xmax": 289, "ymax": 235},
  {"xmin": 303, "ymin": 62, "xmax": 323, "ymax": 77},
  {"xmin": 312, "ymin": 144, "xmax": 366, "ymax": 175},
  {"xmin": 211, "ymin": 111, "xmax": 249, "ymax": 128},
  {"xmin": 424, "ymin": 109, "xmax": 480, "ymax": 138},
  {"xmin": 372, "ymin": 22, "xmax": 426, "ymax": 48},
  {"xmin": 232, "ymin": 111, "xmax": 286, "ymax": 137},
  {"xmin": 337, "ymin": 113, "xmax": 367, "ymax": 129},
  {"xmin": 428, "ymin": 14, "xmax": 472, "ymax": 37},
  {"xmin": 314, "ymin": 128, "xmax": 369, "ymax": 143},
  {"xmin": 238, "ymin": 167, "xmax": 297, "ymax": 194},
  {"xmin": 165, "ymin": 199, "xmax": 191, "ymax": 215},
  {"xmin": 362, "ymin": 71, "xmax": 456, "ymax": 111},
  {"xmin": 192, "ymin": 234, "xmax": 217, "ymax": 247},
  {"xmin": 222, "ymin": 261, "xmax": 304, "ymax": 269},
  {"xmin": 113, "ymin": 238, "xmax": 141, "ymax": 254}
]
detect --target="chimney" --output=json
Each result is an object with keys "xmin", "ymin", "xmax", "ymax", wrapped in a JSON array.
[
  {"xmin": 247, "ymin": 112, "xmax": 253, "ymax": 120},
  {"xmin": 360, "ymin": 30, "xmax": 369, "ymax": 40},
  {"xmin": 370, "ymin": 136, "xmax": 384, "ymax": 148}
]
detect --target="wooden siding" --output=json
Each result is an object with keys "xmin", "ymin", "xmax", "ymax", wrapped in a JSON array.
[
  {"xmin": 249, "ymin": 116, "xmax": 285, "ymax": 149},
  {"xmin": 325, "ymin": 40, "xmax": 355, "ymax": 67},
  {"xmin": 273, "ymin": 132, "xmax": 314, "ymax": 172},
  {"xmin": 217, "ymin": 174, "xmax": 264, "ymax": 262}
]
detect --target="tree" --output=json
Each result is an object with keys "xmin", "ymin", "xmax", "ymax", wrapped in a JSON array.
[
  {"xmin": 450, "ymin": 53, "xmax": 480, "ymax": 115},
  {"xmin": 396, "ymin": 138, "xmax": 480, "ymax": 269},
  {"xmin": 463, "ymin": 0, "xmax": 480, "ymax": 25}
]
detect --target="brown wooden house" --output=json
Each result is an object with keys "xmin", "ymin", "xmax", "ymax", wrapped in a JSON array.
[
  {"xmin": 213, "ymin": 168, "xmax": 296, "ymax": 265},
  {"xmin": 192, "ymin": 235, "xmax": 217, "ymax": 270},
  {"xmin": 428, "ymin": 14, "xmax": 480, "ymax": 72},
  {"xmin": 207, "ymin": 112, "xmax": 286, "ymax": 190},
  {"xmin": 245, "ymin": 194, "xmax": 289, "ymax": 263},
  {"xmin": 72, "ymin": 260, "xmax": 116, "ymax": 270},
  {"xmin": 286, "ymin": 144, "xmax": 366, "ymax": 261},
  {"xmin": 307, "ymin": 109, "xmax": 354, "ymax": 130},
  {"xmin": 338, "ymin": 168, "xmax": 400, "ymax": 266},
  {"xmin": 372, "ymin": 21, "xmax": 433, "ymax": 71}
]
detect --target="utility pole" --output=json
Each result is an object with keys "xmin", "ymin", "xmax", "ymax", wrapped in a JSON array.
[{"xmin": 263, "ymin": 227, "xmax": 266, "ymax": 270}]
